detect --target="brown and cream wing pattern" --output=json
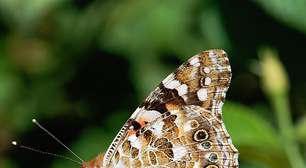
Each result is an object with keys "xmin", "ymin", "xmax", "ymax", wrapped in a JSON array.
[
  {"xmin": 106, "ymin": 104, "xmax": 238, "ymax": 168},
  {"xmin": 90, "ymin": 49, "xmax": 238, "ymax": 168}
]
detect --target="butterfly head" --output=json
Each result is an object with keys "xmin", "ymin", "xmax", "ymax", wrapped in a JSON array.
[{"xmin": 81, "ymin": 153, "xmax": 104, "ymax": 168}]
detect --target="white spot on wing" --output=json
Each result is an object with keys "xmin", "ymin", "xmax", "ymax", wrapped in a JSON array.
[
  {"xmin": 209, "ymin": 51, "xmax": 217, "ymax": 64},
  {"xmin": 128, "ymin": 134, "xmax": 141, "ymax": 149},
  {"xmin": 189, "ymin": 57, "xmax": 199, "ymax": 66},
  {"xmin": 151, "ymin": 120, "xmax": 164, "ymax": 137},
  {"xmin": 162, "ymin": 73, "xmax": 175, "ymax": 85},
  {"xmin": 193, "ymin": 62, "xmax": 201, "ymax": 67},
  {"xmin": 164, "ymin": 79, "xmax": 180, "ymax": 89},
  {"xmin": 132, "ymin": 108, "xmax": 162, "ymax": 123},
  {"xmin": 176, "ymin": 84, "xmax": 188, "ymax": 96},
  {"xmin": 203, "ymin": 67, "xmax": 210, "ymax": 73},
  {"xmin": 173, "ymin": 145, "xmax": 187, "ymax": 160},
  {"xmin": 183, "ymin": 121, "xmax": 193, "ymax": 132},
  {"xmin": 138, "ymin": 110, "xmax": 161, "ymax": 122},
  {"xmin": 197, "ymin": 88, "xmax": 208, "ymax": 101},
  {"xmin": 194, "ymin": 161, "xmax": 200, "ymax": 167},
  {"xmin": 128, "ymin": 134, "xmax": 137, "ymax": 142},
  {"xmin": 204, "ymin": 77, "xmax": 212, "ymax": 85}
]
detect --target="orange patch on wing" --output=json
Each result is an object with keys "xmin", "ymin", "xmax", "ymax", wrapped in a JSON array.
[
  {"xmin": 128, "ymin": 129, "xmax": 136, "ymax": 136},
  {"xmin": 128, "ymin": 119, "xmax": 147, "ymax": 136},
  {"xmin": 165, "ymin": 103, "xmax": 179, "ymax": 111},
  {"xmin": 137, "ymin": 118, "xmax": 146, "ymax": 127}
]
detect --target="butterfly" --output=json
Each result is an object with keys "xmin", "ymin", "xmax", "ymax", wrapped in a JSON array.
[{"xmin": 82, "ymin": 49, "xmax": 239, "ymax": 168}]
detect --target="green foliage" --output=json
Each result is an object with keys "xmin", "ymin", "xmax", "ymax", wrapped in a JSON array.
[
  {"xmin": 297, "ymin": 115, "xmax": 306, "ymax": 142},
  {"xmin": 255, "ymin": 0, "xmax": 306, "ymax": 34},
  {"xmin": 224, "ymin": 102, "xmax": 289, "ymax": 168},
  {"xmin": 224, "ymin": 102, "xmax": 280, "ymax": 148}
]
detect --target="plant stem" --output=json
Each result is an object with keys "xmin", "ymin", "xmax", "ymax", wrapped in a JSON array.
[{"xmin": 272, "ymin": 94, "xmax": 306, "ymax": 168}]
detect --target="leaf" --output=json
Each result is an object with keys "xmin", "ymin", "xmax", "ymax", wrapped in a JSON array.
[
  {"xmin": 223, "ymin": 102, "xmax": 290, "ymax": 168},
  {"xmin": 0, "ymin": 0, "xmax": 68, "ymax": 28},
  {"xmin": 255, "ymin": 0, "xmax": 306, "ymax": 34},
  {"xmin": 199, "ymin": 6, "xmax": 231, "ymax": 50},
  {"xmin": 100, "ymin": 0, "xmax": 229, "ymax": 58},
  {"xmin": 100, "ymin": 0, "xmax": 195, "ymax": 55},
  {"xmin": 223, "ymin": 102, "xmax": 280, "ymax": 148},
  {"xmin": 296, "ymin": 115, "xmax": 306, "ymax": 143}
]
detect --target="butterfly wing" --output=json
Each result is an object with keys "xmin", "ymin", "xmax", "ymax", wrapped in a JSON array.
[
  {"xmin": 143, "ymin": 49, "xmax": 231, "ymax": 116},
  {"xmin": 102, "ymin": 49, "xmax": 238, "ymax": 168},
  {"xmin": 106, "ymin": 104, "xmax": 238, "ymax": 168}
]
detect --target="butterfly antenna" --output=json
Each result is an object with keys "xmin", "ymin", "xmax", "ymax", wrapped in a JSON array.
[
  {"xmin": 31, "ymin": 118, "xmax": 85, "ymax": 163},
  {"xmin": 11, "ymin": 141, "xmax": 82, "ymax": 165}
]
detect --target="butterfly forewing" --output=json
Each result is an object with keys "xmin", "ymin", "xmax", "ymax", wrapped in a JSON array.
[{"xmin": 85, "ymin": 49, "xmax": 238, "ymax": 168}]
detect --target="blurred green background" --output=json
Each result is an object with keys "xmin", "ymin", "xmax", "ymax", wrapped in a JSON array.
[{"xmin": 0, "ymin": 0, "xmax": 306, "ymax": 168}]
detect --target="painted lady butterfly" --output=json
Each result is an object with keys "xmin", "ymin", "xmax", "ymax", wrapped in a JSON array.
[{"xmin": 82, "ymin": 49, "xmax": 239, "ymax": 168}]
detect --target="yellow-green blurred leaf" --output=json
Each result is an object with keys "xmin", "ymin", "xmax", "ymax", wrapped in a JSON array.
[
  {"xmin": 259, "ymin": 47, "xmax": 289, "ymax": 97},
  {"xmin": 296, "ymin": 115, "xmax": 306, "ymax": 143}
]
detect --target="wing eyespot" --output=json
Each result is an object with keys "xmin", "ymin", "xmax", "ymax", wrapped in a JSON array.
[
  {"xmin": 193, "ymin": 129, "xmax": 209, "ymax": 142},
  {"xmin": 206, "ymin": 152, "xmax": 219, "ymax": 163},
  {"xmin": 190, "ymin": 120, "xmax": 200, "ymax": 129},
  {"xmin": 201, "ymin": 141, "xmax": 212, "ymax": 150}
]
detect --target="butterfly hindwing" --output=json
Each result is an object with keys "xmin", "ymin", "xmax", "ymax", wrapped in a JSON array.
[{"xmin": 107, "ymin": 104, "xmax": 238, "ymax": 167}]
